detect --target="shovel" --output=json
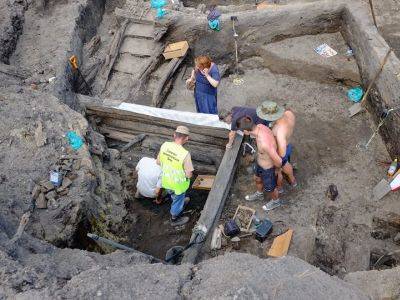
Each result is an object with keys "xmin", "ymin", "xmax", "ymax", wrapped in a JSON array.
[{"xmin": 349, "ymin": 48, "xmax": 392, "ymax": 117}]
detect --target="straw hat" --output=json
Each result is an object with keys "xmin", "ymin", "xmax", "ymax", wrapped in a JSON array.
[
  {"xmin": 175, "ymin": 125, "xmax": 190, "ymax": 136},
  {"xmin": 256, "ymin": 101, "xmax": 284, "ymax": 121}
]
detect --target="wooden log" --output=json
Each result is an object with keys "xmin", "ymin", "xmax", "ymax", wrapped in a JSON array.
[
  {"xmin": 101, "ymin": 118, "xmax": 226, "ymax": 147},
  {"xmin": 98, "ymin": 20, "xmax": 129, "ymax": 93},
  {"xmin": 141, "ymin": 136, "xmax": 223, "ymax": 167},
  {"xmin": 99, "ymin": 126, "xmax": 223, "ymax": 165},
  {"xmin": 152, "ymin": 54, "xmax": 187, "ymax": 107},
  {"xmin": 84, "ymin": 102, "xmax": 228, "ymax": 139},
  {"xmin": 121, "ymin": 133, "xmax": 146, "ymax": 152},
  {"xmin": 182, "ymin": 133, "xmax": 243, "ymax": 264},
  {"xmin": 115, "ymin": 7, "xmax": 153, "ymax": 25}
]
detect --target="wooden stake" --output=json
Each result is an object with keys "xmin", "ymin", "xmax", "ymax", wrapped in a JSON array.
[{"xmin": 368, "ymin": 0, "xmax": 378, "ymax": 29}]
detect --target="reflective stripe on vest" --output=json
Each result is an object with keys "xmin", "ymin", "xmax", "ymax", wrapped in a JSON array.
[{"xmin": 159, "ymin": 142, "xmax": 190, "ymax": 195}]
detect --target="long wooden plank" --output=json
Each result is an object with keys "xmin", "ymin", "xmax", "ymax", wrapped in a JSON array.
[
  {"xmin": 182, "ymin": 134, "xmax": 243, "ymax": 264},
  {"xmin": 99, "ymin": 126, "xmax": 223, "ymax": 165},
  {"xmin": 98, "ymin": 20, "xmax": 129, "ymax": 92},
  {"xmin": 101, "ymin": 118, "xmax": 226, "ymax": 147},
  {"xmin": 267, "ymin": 229, "xmax": 293, "ymax": 258},
  {"xmin": 84, "ymin": 102, "xmax": 228, "ymax": 139}
]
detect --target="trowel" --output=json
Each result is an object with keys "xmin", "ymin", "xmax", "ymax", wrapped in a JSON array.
[{"xmin": 349, "ymin": 49, "xmax": 392, "ymax": 117}]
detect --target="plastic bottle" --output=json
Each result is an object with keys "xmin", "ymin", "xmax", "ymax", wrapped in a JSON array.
[{"xmin": 388, "ymin": 158, "xmax": 398, "ymax": 176}]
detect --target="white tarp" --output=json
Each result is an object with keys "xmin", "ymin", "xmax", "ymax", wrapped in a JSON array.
[{"xmin": 117, "ymin": 102, "xmax": 230, "ymax": 130}]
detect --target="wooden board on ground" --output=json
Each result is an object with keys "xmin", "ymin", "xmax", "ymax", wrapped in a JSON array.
[
  {"xmin": 233, "ymin": 205, "xmax": 255, "ymax": 232},
  {"xmin": 267, "ymin": 229, "xmax": 293, "ymax": 258},
  {"xmin": 192, "ymin": 175, "xmax": 215, "ymax": 190},
  {"xmin": 372, "ymin": 178, "xmax": 391, "ymax": 200}
]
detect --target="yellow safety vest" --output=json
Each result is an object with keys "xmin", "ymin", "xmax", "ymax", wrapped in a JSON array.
[{"xmin": 159, "ymin": 142, "xmax": 190, "ymax": 195}]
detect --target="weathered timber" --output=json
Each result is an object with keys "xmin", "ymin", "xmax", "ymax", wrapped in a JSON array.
[
  {"xmin": 182, "ymin": 133, "xmax": 243, "ymax": 264},
  {"xmin": 101, "ymin": 118, "xmax": 226, "ymax": 147},
  {"xmin": 343, "ymin": 2, "xmax": 400, "ymax": 157},
  {"xmin": 152, "ymin": 54, "xmax": 187, "ymax": 107},
  {"xmin": 84, "ymin": 102, "xmax": 228, "ymax": 139},
  {"xmin": 127, "ymin": 48, "xmax": 164, "ymax": 101},
  {"xmin": 141, "ymin": 136, "xmax": 223, "ymax": 167},
  {"xmin": 98, "ymin": 126, "xmax": 220, "ymax": 153},
  {"xmin": 121, "ymin": 133, "xmax": 146, "ymax": 152},
  {"xmin": 98, "ymin": 20, "xmax": 129, "ymax": 93},
  {"xmin": 115, "ymin": 7, "xmax": 154, "ymax": 25}
]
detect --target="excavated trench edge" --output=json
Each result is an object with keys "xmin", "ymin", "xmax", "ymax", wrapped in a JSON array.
[{"xmin": 48, "ymin": 0, "xmax": 400, "ymax": 264}]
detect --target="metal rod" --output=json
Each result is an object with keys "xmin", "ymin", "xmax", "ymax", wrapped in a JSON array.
[
  {"xmin": 368, "ymin": 0, "xmax": 378, "ymax": 29},
  {"xmin": 363, "ymin": 106, "xmax": 400, "ymax": 149},
  {"xmin": 87, "ymin": 233, "xmax": 135, "ymax": 252}
]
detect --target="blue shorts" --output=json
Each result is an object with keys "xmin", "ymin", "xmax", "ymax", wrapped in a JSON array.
[
  {"xmin": 254, "ymin": 163, "xmax": 277, "ymax": 192},
  {"xmin": 282, "ymin": 144, "xmax": 293, "ymax": 166}
]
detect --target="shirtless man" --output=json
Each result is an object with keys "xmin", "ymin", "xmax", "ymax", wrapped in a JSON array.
[
  {"xmin": 218, "ymin": 106, "xmax": 270, "ymax": 149},
  {"xmin": 271, "ymin": 109, "xmax": 297, "ymax": 190},
  {"xmin": 238, "ymin": 117, "xmax": 284, "ymax": 211}
]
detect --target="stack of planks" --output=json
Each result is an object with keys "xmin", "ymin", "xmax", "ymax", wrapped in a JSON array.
[
  {"xmin": 85, "ymin": 103, "xmax": 228, "ymax": 149},
  {"xmin": 84, "ymin": 102, "xmax": 229, "ymax": 174}
]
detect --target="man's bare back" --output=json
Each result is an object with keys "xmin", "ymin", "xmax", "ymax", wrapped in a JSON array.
[
  {"xmin": 272, "ymin": 110, "xmax": 295, "ymax": 157},
  {"xmin": 253, "ymin": 124, "xmax": 281, "ymax": 169}
]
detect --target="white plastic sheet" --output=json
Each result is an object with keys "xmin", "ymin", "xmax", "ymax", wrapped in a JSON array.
[{"xmin": 117, "ymin": 102, "xmax": 230, "ymax": 129}]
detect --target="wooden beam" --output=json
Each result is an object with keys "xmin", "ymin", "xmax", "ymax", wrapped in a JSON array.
[
  {"xmin": 100, "ymin": 118, "xmax": 226, "ymax": 147},
  {"xmin": 84, "ymin": 102, "xmax": 228, "ymax": 139},
  {"xmin": 120, "ymin": 133, "xmax": 146, "ymax": 152},
  {"xmin": 182, "ymin": 133, "xmax": 243, "ymax": 264},
  {"xmin": 98, "ymin": 20, "xmax": 129, "ymax": 93},
  {"xmin": 152, "ymin": 54, "xmax": 187, "ymax": 107}
]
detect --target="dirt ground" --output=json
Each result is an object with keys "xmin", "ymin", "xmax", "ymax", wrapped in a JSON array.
[
  {"xmin": 1, "ymin": 0, "xmax": 400, "ymax": 297},
  {"xmin": 164, "ymin": 31, "xmax": 400, "ymax": 275}
]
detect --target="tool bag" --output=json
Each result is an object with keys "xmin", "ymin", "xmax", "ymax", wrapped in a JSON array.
[
  {"xmin": 224, "ymin": 219, "xmax": 240, "ymax": 237},
  {"xmin": 255, "ymin": 219, "xmax": 273, "ymax": 242}
]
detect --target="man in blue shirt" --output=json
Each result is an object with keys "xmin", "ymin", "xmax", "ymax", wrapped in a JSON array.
[{"xmin": 219, "ymin": 106, "xmax": 270, "ymax": 148}]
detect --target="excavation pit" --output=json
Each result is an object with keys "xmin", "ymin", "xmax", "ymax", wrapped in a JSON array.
[
  {"xmin": 1, "ymin": 1, "xmax": 400, "ymax": 296},
  {"xmin": 71, "ymin": 0, "xmax": 400, "ymax": 272}
]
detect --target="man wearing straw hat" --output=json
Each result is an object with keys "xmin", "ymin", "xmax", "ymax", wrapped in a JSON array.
[
  {"xmin": 237, "ymin": 101, "xmax": 285, "ymax": 211},
  {"xmin": 157, "ymin": 126, "xmax": 194, "ymax": 226}
]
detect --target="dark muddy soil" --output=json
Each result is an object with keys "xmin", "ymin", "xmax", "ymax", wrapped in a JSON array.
[{"xmin": 126, "ymin": 189, "xmax": 208, "ymax": 259}]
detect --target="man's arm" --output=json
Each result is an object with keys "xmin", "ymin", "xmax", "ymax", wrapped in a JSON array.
[
  {"xmin": 226, "ymin": 130, "xmax": 236, "ymax": 149},
  {"xmin": 266, "ymin": 145, "xmax": 283, "ymax": 168},
  {"xmin": 156, "ymin": 152, "xmax": 161, "ymax": 165},
  {"xmin": 183, "ymin": 153, "xmax": 194, "ymax": 179},
  {"xmin": 276, "ymin": 134, "xmax": 287, "ymax": 158}
]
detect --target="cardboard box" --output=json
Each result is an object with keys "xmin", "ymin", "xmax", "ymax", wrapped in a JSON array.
[{"xmin": 163, "ymin": 41, "xmax": 189, "ymax": 60}]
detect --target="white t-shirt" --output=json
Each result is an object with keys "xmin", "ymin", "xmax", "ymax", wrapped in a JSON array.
[{"xmin": 135, "ymin": 157, "xmax": 162, "ymax": 198}]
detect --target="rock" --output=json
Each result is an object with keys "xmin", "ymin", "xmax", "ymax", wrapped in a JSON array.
[
  {"xmin": 45, "ymin": 190, "xmax": 57, "ymax": 200},
  {"xmin": 61, "ymin": 177, "xmax": 72, "ymax": 189},
  {"xmin": 326, "ymin": 184, "xmax": 339, "ymax": 201},
  {"xmin": 34, "ymin": 120, "xmax": 46, "ymax": 147},
  {"xmin": 40, "ymin": 180, "xmax": 54, "ymax": 192},
  {"xmin": 31, "ymin": 184, "xmax": 41, "ymax": 199},
  {"xmin": 394, "ymin": 232, "xmax": 400, "ymax": 245},
  {"xmin": 345, "ymin": 266, "xmax": 400, "ymax": 299},
  {"xmin": 36, "ymin": 193, "xmax": 47, "ymax": 209}
]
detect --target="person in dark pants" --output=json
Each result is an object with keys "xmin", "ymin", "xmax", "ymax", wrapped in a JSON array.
[
  {"xmin": 186, "ymin": 56, "xmax": 220, "ymax": 114},
  {"xmin": 219, "ymin": 106, "xmax": 271, "ymax": 149}
]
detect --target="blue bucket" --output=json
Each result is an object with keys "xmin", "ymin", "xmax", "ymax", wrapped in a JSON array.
[{"xmin": 347, "ymin": 86, "xmax": 363, "ymax": 103}]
